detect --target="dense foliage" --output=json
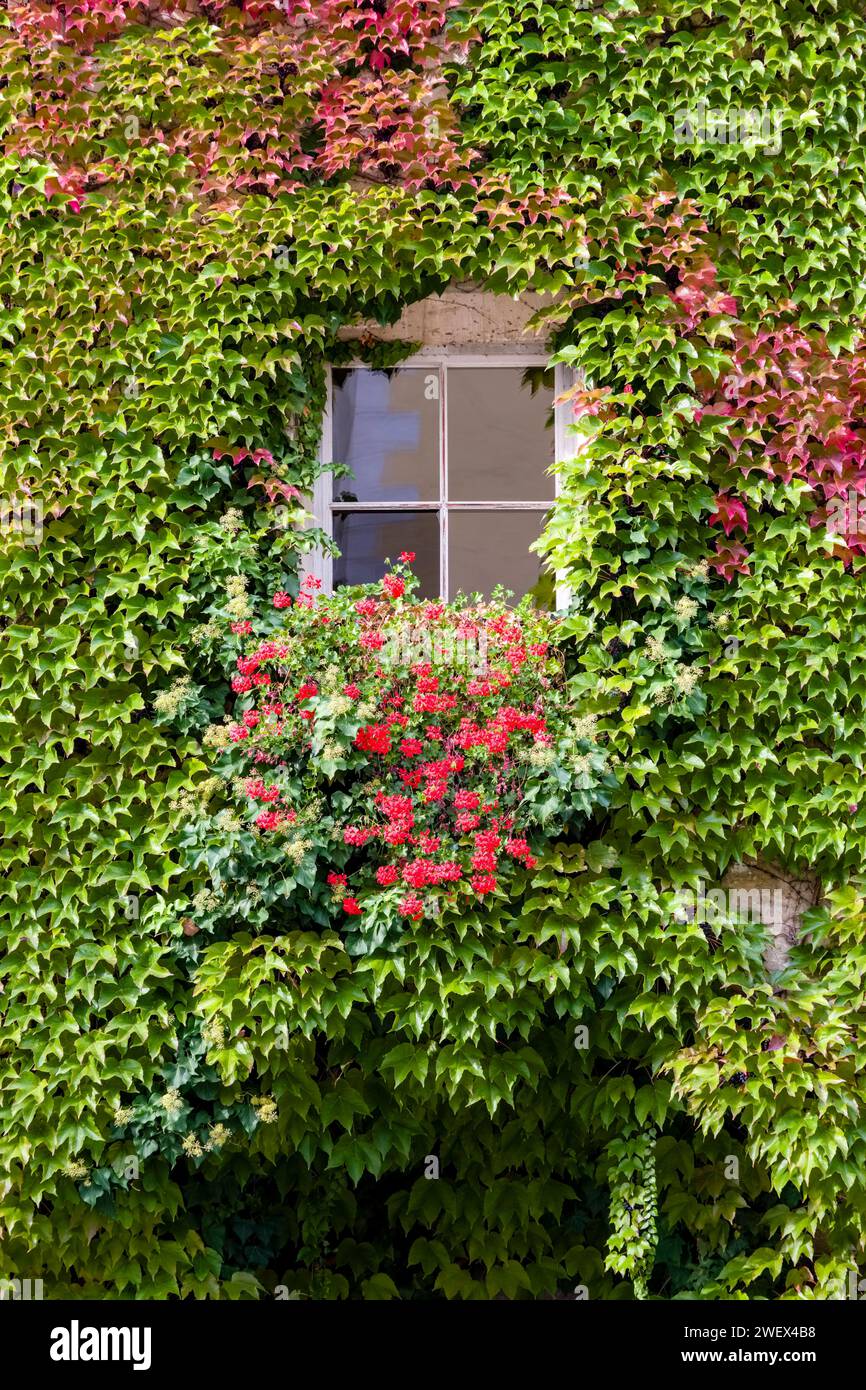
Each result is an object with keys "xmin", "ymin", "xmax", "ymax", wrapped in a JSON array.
[{"xmin": 3, "ymin": 0, "xmax": 866, "ymax": 1298}]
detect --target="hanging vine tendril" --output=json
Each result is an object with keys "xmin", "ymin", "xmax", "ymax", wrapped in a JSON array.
[{"xmin": 604, "ymin": 1127, "xmax": 658, "ymax": 1300}]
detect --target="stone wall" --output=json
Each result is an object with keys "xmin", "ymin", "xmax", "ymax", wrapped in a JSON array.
[
  {"xmin": 336, "ymin": 282, "xmax": 554, "ymax": 351},
  {"xmin": 720, "ymin": 863, "xmax": 821, "ymax": 974}
]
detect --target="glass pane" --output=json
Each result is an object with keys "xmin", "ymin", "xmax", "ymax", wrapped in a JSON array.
[
  {"xmin": 331, "ymin": 368, "xmax": 439, "ymax": 503},
  {"xmin": 448, "ymin": 510, "xmax": 547, "ymax": 602},
  {"xmin": 447, "ymin": 366, "xmax": 556, "ymax": 503},
  {"xmin": 447, "ymin": 367, "xmax": 555, "ymax": 502},
  {"xmin": 332, "ymin": 511, "xmax": 440, "ymax": 599}
]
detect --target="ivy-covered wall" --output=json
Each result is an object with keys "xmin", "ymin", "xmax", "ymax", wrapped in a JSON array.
[{"xmin": 2, "ymin": 0, "xmax": 866, "ymax": 1299}]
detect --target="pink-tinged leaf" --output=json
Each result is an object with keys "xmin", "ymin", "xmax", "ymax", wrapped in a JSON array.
[
  {"xmin": 709, "ymin": 540, "xmax": 751, "ymax": 582},
  {"xmin": 709, "ymin": 492, "xmax": 749, "ymax": 536},
  {"xmin": 249, "ymin": 474, "xmax": 304, "ymax": 505}
]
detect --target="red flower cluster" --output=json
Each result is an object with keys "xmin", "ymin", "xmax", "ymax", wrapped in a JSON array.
[
  {"xmin": 245, "ymin": 777, "xmax": 280, "ymax": 803},
  {"xmin": 399, "ymin": 893, "xmax": 424, "ymax": 919},
  {"xmin": 505, "ymin": 836, "xmax": 537, "ymax": 869},
  {"xmin": 454, "ymin": 789, "xmax": 480, "ymax": 810},
  {"xmin": 382, "ymin": 574, "xmax": 405, "ymax": 599},
  {"xmin": 344, "ymin": 826, "xmax": 376, "ymax": 846},
  {"xmin": 355, "ymin": 724, "xmax": 391, "ymax": 755}
]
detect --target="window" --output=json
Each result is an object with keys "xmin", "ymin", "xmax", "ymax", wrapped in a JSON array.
[{"xmin": 309, "ymin": 355, "xmax": 571, "ymax": 603}]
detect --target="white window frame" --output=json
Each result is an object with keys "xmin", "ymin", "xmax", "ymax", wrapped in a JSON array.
[{"xmin": 305, "ymin": 352, "xmax": 573, "ymax": 608}]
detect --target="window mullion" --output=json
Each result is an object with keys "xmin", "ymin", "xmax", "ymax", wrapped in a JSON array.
[
  {"xmin": 329, "ymin": 502, "xmax": 440, "ymax": 511},
  {"xmin": 553, "ymin": 362, "xmax": 576, "ymax": 610},
  {"xmin": 304, "ymin": 365, "xmax": 334, "ymax": 593},
  {"xmin": 441, "ymin": 363, "xmax": 448, "ymax": 601}
]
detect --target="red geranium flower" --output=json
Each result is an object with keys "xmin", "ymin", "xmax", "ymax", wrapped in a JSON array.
[
  {"xmin": 355, "ymin": 724, "xmax": 391, "ymax": 755},
  {"xmin": 472, "ymin": 851, "xmax": 497, "ymax": 873},
  {"xmin": 398, "ymin": 893, "xmax": 424, "ymax": 918},
  {"xmin": 453, "ymin": 790, "xmax": 480, "ymax": 810},
  {"xmin": 403, "ymin": 859, "xmax": 434, "ymax": 888},
  {"xmin": 383, "ymin": 824, "xmax": 411, "ymax": 845},
  {"xmin": 344, "ymin": 826, "xmax": 376, "ymax": 846},
  {"xmin": 382, "ymin": 574, "xmax": 405, "ymax": 599},
  {"xmin": 432, "ymin": 861, "xmax": 462, "ymax": 883},
  {"xmin": 471, "ymin": 874, "xmax": 497, "ymax": 895}
]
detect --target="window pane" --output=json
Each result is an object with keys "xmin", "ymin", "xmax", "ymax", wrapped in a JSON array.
[
  {"xmin": 332, "ymin": 511, "xmax": 439, "ymax": 598},
  {"xmin": 447, "ymin": 367, "xmax": 555, "ymax": 502},
  {"xmin": 331, "ymin": 368, "xmax": 439, "ymax": 503},
  {"xmin": 448, "ymin": 510, "xmax": 547, "ymax": 601}
]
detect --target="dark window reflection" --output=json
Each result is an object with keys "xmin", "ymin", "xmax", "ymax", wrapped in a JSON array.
[
  {"xmin": 333, "ymin": 511, "xmax": 439, "ymax": 598},
  {"xmin": 448, "ymin": 510, "xmax": 547, "ymax": 600},
  {"xmin": 332, "ymin": 368, "xmax": 439, "ymax": 503},
  {"xmin": 447, "ymin": 367, "xmax": 555, "ymax": 502}
]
